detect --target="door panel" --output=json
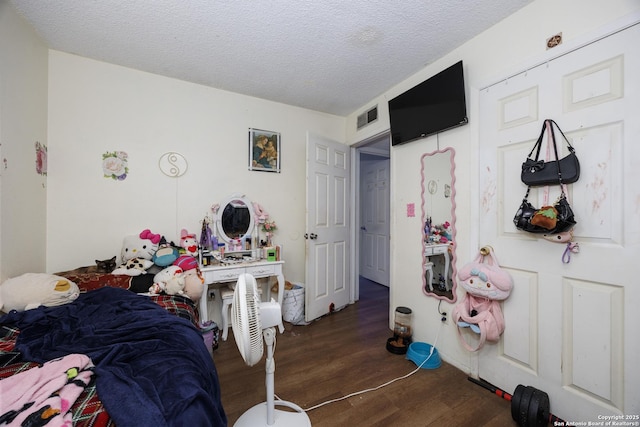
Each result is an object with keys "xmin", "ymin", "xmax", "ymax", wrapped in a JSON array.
[
  {"xmin": 477, "ymin": 22, "xmax": 639, "ymax": 420},
  {"xmin": 359, "ymin": 157, "xmax": 390, "ymax": 286},
  {"xmin": 305, "ymin": 133, "xmax": 350, "ymax": 321}
]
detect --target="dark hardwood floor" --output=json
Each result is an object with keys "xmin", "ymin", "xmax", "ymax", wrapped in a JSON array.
[{"xmin": 213, "ymin": 277, "xmax": 513, "ymax": 426}]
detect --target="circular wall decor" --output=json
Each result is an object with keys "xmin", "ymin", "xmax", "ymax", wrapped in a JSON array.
[
  {"xmin": 427, "ymin": 180, "xmax": 438, "ymax": 194},
  {"xmin": 159, "ymin": 152, "xmax": 188, "ymax": 177}
]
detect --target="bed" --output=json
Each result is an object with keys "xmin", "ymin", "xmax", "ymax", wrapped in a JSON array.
[{"xmin": 0, "ymin": 273, "xmax": 227, "ymax": 427}]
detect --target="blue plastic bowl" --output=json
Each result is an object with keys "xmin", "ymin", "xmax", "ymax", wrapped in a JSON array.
[{"xmin": 406, "ymin": 342, "xmax": 441, "ymax": 369}]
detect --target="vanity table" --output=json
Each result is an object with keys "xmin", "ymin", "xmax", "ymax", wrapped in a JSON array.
[
  {"xmin": 199, "ymin": 260, "xmax": 285, "ymax": 323},
  {"xmin": 198, "ymin": 193, "xmax": 284, "ymax": 324}
]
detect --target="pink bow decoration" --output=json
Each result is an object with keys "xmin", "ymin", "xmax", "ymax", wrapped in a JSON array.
[{"xmin": 140, "ymin": 229, "xmax": 161, "ymax": 244}]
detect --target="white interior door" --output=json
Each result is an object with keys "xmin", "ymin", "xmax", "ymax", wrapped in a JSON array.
[
  {"xmin": 359, "ymin": 156, "xmax": 390, "ymax": 286},
  {"xmin": 477, "ymin": 20, "xmax": 640, "ymax": 421},
  {"xmin": 305, "ymin": 133, "xmax": 350, "ymax": 321}
]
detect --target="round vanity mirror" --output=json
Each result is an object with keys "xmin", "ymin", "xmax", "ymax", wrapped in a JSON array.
[{"xmin": 216, "ymin": 194, "xmax": 255, "ymax": 244}]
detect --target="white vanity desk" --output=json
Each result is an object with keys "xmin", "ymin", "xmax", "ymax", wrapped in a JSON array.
[
  {"xmin": 198, "ymin": 260, "xmax": 285, "ymax": 323},
  {"xmin": 200, "ymin": 193, "xmax": 286, "ymax": 324}
]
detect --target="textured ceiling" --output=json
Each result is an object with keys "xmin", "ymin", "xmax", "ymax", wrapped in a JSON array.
[{"xmin": 10, "ymin": 0, "xmax": 531, "ymax": 116}]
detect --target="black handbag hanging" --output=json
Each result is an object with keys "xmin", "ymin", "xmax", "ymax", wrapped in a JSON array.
[
  {"xmin": 515, "ymin": 119, "xmax": 577, "ymax": 234},
  {"xmin": 513, "ymin": 186, "xmax": 576, "ymax": 234},
  {"xmin": 521, "ymin": 119, "xmax": 580, "ymax": 186}
]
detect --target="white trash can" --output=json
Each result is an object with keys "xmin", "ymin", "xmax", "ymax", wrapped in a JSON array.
[{"xmin": 282, "ymin": 282, "xmax": 307, "ymax": 325}]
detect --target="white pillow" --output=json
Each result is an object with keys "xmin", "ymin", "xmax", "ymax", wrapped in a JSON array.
[{"xmin": 0, "ymin": 273, "xmax": 80, "ymax": 312}]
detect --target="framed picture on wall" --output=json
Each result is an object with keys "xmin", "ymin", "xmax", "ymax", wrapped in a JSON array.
[{"xmin": 248, "ymin": 128, "xmax": 281, "ymax": 173}]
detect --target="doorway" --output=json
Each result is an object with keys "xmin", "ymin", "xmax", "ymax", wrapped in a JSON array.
[{"xmin": 354, "ymin": 132, "xmax": 391, "ymax": 301}]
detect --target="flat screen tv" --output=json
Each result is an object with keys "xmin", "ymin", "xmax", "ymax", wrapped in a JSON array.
[{"xmin": 388, "ymin": 60, "xmax": 468, "ymax": 146}]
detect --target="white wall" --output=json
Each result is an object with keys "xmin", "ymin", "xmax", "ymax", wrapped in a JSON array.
[
  {"xmin": 0, "ymin": 1, "xmax": 48, "ymax": 280},
  {"xmin": 5, "ymin": 0, "xmax": 639, "ymax": 376},
  {"xmin": 347, "ymin": 0, "xmax": 640, "ymax": 373},
  {"xmin": 46, "ymin": 51, "xmax": 346, "ymax": 284}
]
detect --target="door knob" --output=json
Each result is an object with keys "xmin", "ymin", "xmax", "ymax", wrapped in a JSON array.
[{"xmin": 310, "ymin": 233, "xmax": 318, "ymax": 240}]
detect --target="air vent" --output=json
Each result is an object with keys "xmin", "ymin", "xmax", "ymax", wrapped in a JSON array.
[{"xmin": 357, "ymin": 105, "xmax": 378, "ymax": 130}]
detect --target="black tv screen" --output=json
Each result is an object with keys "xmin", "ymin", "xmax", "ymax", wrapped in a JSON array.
[{"xmin": 388, "ymin": 60, "xmax": 468, "ymax": 146}]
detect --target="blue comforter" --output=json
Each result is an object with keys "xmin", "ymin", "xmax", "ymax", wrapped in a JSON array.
[{"xmin": 1, "ymin": 287, "xmax": 227, "ymax": 427}]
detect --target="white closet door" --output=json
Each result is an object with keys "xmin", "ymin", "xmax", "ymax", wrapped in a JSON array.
[{"xmin": 477, "ymin": 21, "xmax": 640, "ymax": 421}]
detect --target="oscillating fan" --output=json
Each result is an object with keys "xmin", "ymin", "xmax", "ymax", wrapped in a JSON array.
[{"xmin": 231, "ymin": 273, "xmax": 312, "ymax": 427}]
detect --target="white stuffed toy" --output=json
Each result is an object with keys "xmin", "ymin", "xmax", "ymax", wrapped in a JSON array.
[
  {"xmin": 0, "ymin": 273, "xmax": 80, "ymax": 312},
  {"xmin": 151, "ymin": 265, "xmax": 185, "ymax": 296},
  {"xmin": 121, "ymin": 229, "xmax": 161, "ymax": 262},
  {"xmin": 112, "ymin": 257, "xmax": 154, "ymax": 276},
  {"xmin": 113, "ymin": 229, "xmax": 161, "ymax": 276}
]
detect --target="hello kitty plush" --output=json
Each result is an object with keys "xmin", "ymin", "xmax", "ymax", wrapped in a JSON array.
[
  {"xmin": 112, "ymin": 257, "xmax": 154, "ymax": 276},
  {"xmin": 121, "ymin": 229, "xmax": 161, "ymax": 263},
  {"xmin": 112, "ymin": 229, "xmax": 161, "ymax": 276},
  {"xmin": 180, "ymin": 229, "xmax": 198, "ymax": 257}
]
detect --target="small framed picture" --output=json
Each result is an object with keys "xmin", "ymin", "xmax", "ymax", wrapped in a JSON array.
[{"xmin": 249, "ymin": 128, "xmax": 281, "ymax": 173}]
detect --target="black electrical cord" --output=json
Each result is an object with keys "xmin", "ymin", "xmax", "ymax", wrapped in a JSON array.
[{"xmin": 438, "ymin": 300, "xmax": 447, "ymax": 322}]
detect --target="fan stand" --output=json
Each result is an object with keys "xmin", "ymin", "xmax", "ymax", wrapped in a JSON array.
[{"xmin": 234, "ymin": 328, "xmax": 312, "ymax": 427}]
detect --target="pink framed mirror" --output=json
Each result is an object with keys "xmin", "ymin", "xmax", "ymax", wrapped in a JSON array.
[{"xmin": 420, "ymin": 147, "xmax": 458, "ymax": 303}]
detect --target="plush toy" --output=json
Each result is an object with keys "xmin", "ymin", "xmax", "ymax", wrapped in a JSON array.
[
  {"xmin": 180, "ymin": 229, "xmax": 198, "ymax": 257},
  {"xmin": 174, "ymin": 255, "xmax": 204, "ymax": 301},
  {"xmin": 430, "ymin": 222, "xmax": 452, "ymax": 243},
  {"xmin": 530, "ymin": 206, "xmax": 558, "ymax": 230},
  {"xmin": 453, "ymin": 248, "xmax": 513, "ymax": 352},
  {"xmin": 0, "ymin": 273, "xmax": 80, "ymax": 312},
  {"xmin": 151, "ymin": 265, "xmax": 185, "ymax": 296},
  {"xmin": 457, "ymin": 254, "xmax": 513, "ymax": 301},
  {"xmin": 252, "ymin": 202, "xmax": 269, "ymax": 223},
  {"xmin": 153, "ymin": 237, "xmax": 180, "ymax": 267},
  {"xmin": 112, "ymin": 257, "xmax": 154, "ymax": 276},
  {"xmin": 121, "ymin": 229, "xmax": 161, "ymax": 263}
]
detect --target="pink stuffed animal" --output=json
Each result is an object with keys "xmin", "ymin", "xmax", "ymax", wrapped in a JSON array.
[
  {"xmin": 174, "ymin": 255, "xmax": 204, "ymax": 301},
  {"xmin": 252, "ymin": 202, "xmax": 269, "ymax": 222},
  {"xmin": 452, "ymin": 247, "xmax": 513, "ymax": 351},
  {"xmin": 180, "ymin": 229, "xmax": 198, "ymax": 257}
]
